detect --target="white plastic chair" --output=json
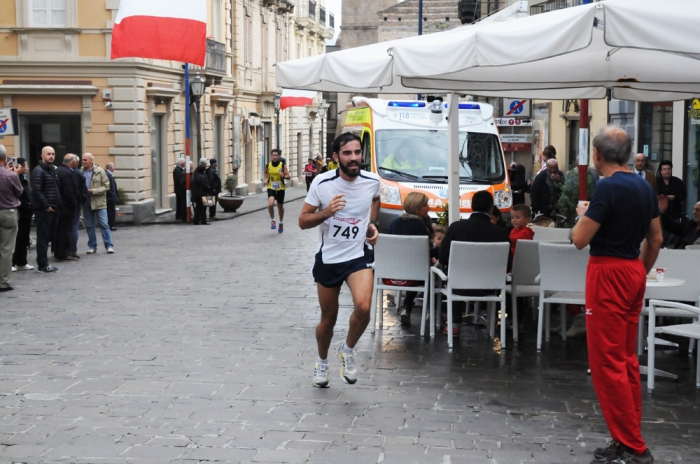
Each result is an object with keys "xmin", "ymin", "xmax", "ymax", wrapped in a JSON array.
[
  {"xmin": 370, "ymin": 234, "xmax": 431, "ymax": 335},
  {"xmin": 647, "ymin": 300, "xmax": 700, "ymax": 392},
  {"xmin": 530, "ymin": 225, "xmax": 572, "ymax": 243},
  {"xmin": 506, "ymin": 240, "xmax": 568, "ymax": 344},
  {"xmin": 429, "ymin": 242, "xmax": 509, "ymax": 349},
  {"xmin": 537, "ymin": 243, "xmax": 589, "ymax": 351},
  {"xmin": 639, "ymin": 249, "xmax": 700, "ymax": 356}
]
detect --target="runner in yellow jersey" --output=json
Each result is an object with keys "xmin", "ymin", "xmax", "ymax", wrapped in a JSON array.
[
  {"xmin": 327, "ymin": 157, "xmax": 338, "ymax": 171},
  {"xmin": 264, "ymin": 149, "xmax": 291, "ymax": 233}
]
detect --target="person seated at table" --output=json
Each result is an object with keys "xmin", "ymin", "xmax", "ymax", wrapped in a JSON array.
[
  {"xmin": 491, "ymin": 206, "xmax": 513, "ymax": 233},
  {"xmin": 431, "ymin": 225, "xmax": 447, "ymax": 265},
  {"xmin": 659, "ymin": 196, "xmax": 700, "ymax": 249},
  {"xmin": 381, "ymin": 144, "xmax": 422, "ymax": 171},
  {"xmin": 439, "ymin": 191, "xmax": 510, "ymax": 336},
  {"xmin": 388, "ymin": 192, "xmax": 434, "ymax": 326},
  {"xmin": 508, "ymin": 204, "xmax": 534, "ymax": 272}
]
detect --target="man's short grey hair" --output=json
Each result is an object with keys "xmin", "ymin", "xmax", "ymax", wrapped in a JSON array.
[
  {"xmin": 593, "ymin": 125, "xmax": 631, "ymax": 166},
  {"xmin": 546, "ymin": 158, "xmax": 558, "ymax": 167},
  {"xmin": 63, "ymin": 154, "xmax": 74, "ymax": 165},
  {"xmin": 177, "ymin": 158, "xmax": 186, "ymax": 166},
  {"xmin": 198, "ymin": 158, "xmax": 208, "ymax": 167}
]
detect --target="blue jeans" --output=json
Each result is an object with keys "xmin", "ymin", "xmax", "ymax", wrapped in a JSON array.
[{"xmin": 83, "ymin": 204, "xmax": 113, "ymax": 250}]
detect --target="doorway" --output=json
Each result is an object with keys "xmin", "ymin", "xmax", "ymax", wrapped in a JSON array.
[
  {"xmin": 151, "ymin": 115, "xmax": 165, "ymax": 210},
  {"xmin": 20, "ymin": 114, "xmax": 82, "ymax": 170}
]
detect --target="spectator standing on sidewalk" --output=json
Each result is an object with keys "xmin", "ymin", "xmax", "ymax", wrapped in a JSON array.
[
  {"xmin": 12, "ymin": 158, "xmax": 33, "ymax": 272},
  {"xmin": 54, "ymin": 154, "xmax": 78, "ymax": 261},
  {"xmin": 173, "ymin": 159, "xmax": 187, "ymax": 222},
  {"xmin": 68, "ymin": 155, "xmax": 86, "ymax": 259},
  {"xmin": 0, "ymin": 145, "xmax": 24, "ymax": 291},
  {"xmin": 207, "ymin": 159, "xmax": 222, "ymax": 220},
  {"xmin": 31, "ymin": 146, "xmax": 61, "ymax": 273},
  {"xmin": 81, "ymin": 153, "xmax": 114, "ymax": 254},
  {"xmin": 572, "ymin": 126, "xmax": 662, "ymax": 464},
  {"xmin": 191, "ymin": 158, "xmax": 211, "ymax": 226},
  {"xmin": 105, "ymin": 163, "xmax": 118, "ymax": 231}
]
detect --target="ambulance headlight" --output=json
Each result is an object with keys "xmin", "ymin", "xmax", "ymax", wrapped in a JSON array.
[
  {"xmin": 494, "ymin": 188, "xmax": 513, "ymax": 209},
  {"xmin": 380, "ymin": 182, "xmax": 401, "ymax": 205}
]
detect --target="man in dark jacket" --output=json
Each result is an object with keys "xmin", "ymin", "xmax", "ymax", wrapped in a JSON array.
[
  {"xmin": 12, "ymin": 158, "xmax": 33, "ymax": 271},
  {"xmin": 68, "ymin": 156, "xmax": 86, "ymax": 259},
  {"xmin": 54, "ymin": 154, "xmax": 78, "ymax": 261},
  {"xmin": 191, "ymin": 159, "xmax": 211, "ymax": 225},
  {"xmin": 206, "ymin": 158, "xmax": 222, "ymax": 220},
  {"xmin": 530, "ymin": 159, "xmax": 564, "ymax": 218},
  {"xmin": 173, "ymin": 159, "xmax": 186, "ymax": 222},
  {"xmin": 105, "ymin": 163, "xmax": 118, "ymax": 231},
  {"xmin": 439, "ymin": 190, "xmax": 510, "ymax": 333},
  {"xmin": 656, "ymin": 160, "xmax": 686, "ymax": 222},
  {"xmin": 508, "ymin": 162, "xmax": 529, "ymax": 206},
  {"xmin": 31, "ymin": 146, "xmax": 61, "ymax": 273}
]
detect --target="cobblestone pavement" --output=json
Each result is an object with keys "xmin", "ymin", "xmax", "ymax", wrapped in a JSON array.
[{"xmin": 1, "ymin": 200, "xmax": 699, "ymax": 463}]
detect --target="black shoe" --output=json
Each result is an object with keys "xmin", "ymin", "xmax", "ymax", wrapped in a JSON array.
[
  {"xmin": 399, "ymin": 308, "xmax": 411, "ymax": 326},
  {"xmin": 110, "ymin": 227, "xmax": 117, "ymax": 231},
  {"xmin": 37, "ymin": 266, "xmax": 59, "ymax": 274},
  {"xmin": 593, "ymin": 441, "xmax": 620, "ymax": 462},
  {"xmin": 0, "ymin": 286, "xmax": 13, "ymax": 293},
  {"xmin": 613, "ymin": 448, "xmax": 654, "ymax": 464}
]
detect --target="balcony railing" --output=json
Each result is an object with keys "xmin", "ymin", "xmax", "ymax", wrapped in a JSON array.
[
  {"xmin": 206, "ymin": 39, "xmax": 226, "ymax": 75},
  {"xmin": 329, "ymin": 13, "xmax": 334, "ymax": 29},
  {"xmin": 530, "ymin": 0, "xmax": 583, "ymax": 15},
  {"xmin": 319, "ymin": 6, "xmax": 326, "ymax": 24}
]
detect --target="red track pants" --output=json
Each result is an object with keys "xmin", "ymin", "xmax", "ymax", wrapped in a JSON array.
[{"xmin": 585, "ymin": 256, "xmax": 647, "ymax": 455}]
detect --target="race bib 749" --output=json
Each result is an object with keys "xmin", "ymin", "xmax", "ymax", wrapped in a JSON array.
[{"xmin": 328, "ymin": 216, "xmax": 366, "ymax": 242}]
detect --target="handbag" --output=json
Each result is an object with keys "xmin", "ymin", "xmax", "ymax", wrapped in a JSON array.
[{"xmin": 202, "ymin": 196, "xmax": 216, "ymax": 207}]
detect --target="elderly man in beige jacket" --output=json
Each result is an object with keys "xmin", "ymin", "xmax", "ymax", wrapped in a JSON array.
[{"xmin": 81, "ymin": 153, "xmax": 114, "ymax": 254}]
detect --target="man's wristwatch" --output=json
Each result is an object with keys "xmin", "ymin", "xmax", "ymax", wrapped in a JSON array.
[
  {"xmin": 370, "ymin": 220, "xmax": 379, "ymax": 228},
  {"xmin": 575, "ymin": 215, "xmax": 583, "ymax": 224}
]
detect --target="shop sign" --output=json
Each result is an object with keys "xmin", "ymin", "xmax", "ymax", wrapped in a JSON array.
[
  {"xmin": 688, "ymin": 99, "xmax": 700, "ymax": 125},
  {"xmin": 495, "ymin": 117, "xmax": 533, "ymax": 126},
  {"xmin": 0, "ymin": 109, "xmax": 19, "ymax": 136}
]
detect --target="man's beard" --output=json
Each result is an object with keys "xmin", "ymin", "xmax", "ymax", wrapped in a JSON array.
[{"xmin": 339, "ymin": 159, "xmax": 361, "ymax": 178}]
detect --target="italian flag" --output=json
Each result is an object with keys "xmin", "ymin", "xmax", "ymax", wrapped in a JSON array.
[
  {"xmin": 111, "ymin": 0, "xmax": 207, "ymax": 66},
  {"xmin": 280, "ymin": 89, "xmax": 317, "ymax": 110}
]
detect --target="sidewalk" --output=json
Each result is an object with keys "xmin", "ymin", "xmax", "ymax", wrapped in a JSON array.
[{"xmin": 144, "ymin": 185, "xmax": 308, "ymax": 224}]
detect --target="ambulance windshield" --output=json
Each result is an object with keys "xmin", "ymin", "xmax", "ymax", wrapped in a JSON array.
[{"xmin": 375, "ymin": 130, "xmax": 505, "ymax": 184}]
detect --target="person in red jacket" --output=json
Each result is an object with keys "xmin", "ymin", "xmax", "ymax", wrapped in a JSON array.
[{"xmin": 508, "ymin": 204, "xmax": 534, "ymax": 271}]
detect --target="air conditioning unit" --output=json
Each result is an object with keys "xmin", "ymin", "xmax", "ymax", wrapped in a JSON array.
[{"xmin": 458, "ymin": 0, "xmax": 481, "ymax": 24}]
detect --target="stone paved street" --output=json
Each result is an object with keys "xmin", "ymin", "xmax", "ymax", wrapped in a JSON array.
[{"xmin": 1, "ymin": 199, "xmax": 700, "ymax": 463}]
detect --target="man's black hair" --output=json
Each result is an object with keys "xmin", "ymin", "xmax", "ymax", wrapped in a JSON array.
[
  {"xmin": 472, "ymin": 190, "xmax": 494, "ymax": 213},
  {"xmin": 658, "ymin": 159, "xmax": 673, "ymax": 169},
  {"xmin": 332, "ymin": 132, "xmax": 362, "ymax": 155},
  {"xmin": 271, "ymin": 148, "xmax": 282, "ymax": 156},
  {"xmin": 16, "ymin": 157, "xmax": 27, "ymax": 167}
]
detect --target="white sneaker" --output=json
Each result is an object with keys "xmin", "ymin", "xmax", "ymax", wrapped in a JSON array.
[
  {"xmin": 86, "ymin": 248, "xmax": 96, "ymax": 254},
  {"xmin": 312, "ymin": 362, "xmax": 330, "ymax": 388},
  {"xmin": 336, "ymin": 344, "xmax": 357, "ymax": 385},
  {"xmin": 107, "ymin": 247, "xmax": 115, "ymax": 254},
  {"xmin": 16, "ymin": 264, "xmax": 34, "ymax": 271},
  {"xmin": 12, "ymin": 266, "xmax": 17, "ymax": 272}
]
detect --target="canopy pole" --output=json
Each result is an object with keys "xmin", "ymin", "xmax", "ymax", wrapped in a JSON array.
[
  {"xmin": 578, "ymin": 99, "xmax": 589, "ymax": 202},
  {"xmin": 447, "ymin": 93, "xmax": 461, "ymax": 225},
  {"xmin": 185, "ymin": 63, "xmax": 192, "ymax": 224}
]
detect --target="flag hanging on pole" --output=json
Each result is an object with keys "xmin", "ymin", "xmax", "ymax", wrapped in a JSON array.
[
  {"xmin": 280, "ymin": 89, "xmax": 317, "ymax": 110},
  {"xmin": 111, "ymin": 0, "xmax": 207, "ymax": 66}
]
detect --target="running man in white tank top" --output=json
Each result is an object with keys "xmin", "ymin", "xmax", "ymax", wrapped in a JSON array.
[{"xmin": 299, "ymin": 133, "xmax": 380, "ymax": 388}]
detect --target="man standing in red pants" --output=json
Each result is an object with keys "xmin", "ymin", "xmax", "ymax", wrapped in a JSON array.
[{"xmin": 572, "ymin": 126, "xmax": 662, "ymax": 464}]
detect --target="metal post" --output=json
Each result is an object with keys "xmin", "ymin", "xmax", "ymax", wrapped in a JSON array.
[
  {"xmin": 417, "ymin": 0, "xmax": 423, "ymax": 101},
  {"xmin": 447, "ymin": 93, "xmax": 460, "ymax": 225},
  {"xmin": 275, "ymin": 109, "xmax": 281, "ymax": 150},
  {"xmin": 185, "ymin": 63, "xmax": 192, "ymax": 224},
  {"xmin": 195, "ymin": 99, "xmax": 202, "ymax": 161},
  {"xmin": 321, "ymin": 116, "xmax": 325, "ymax": 159},
  {"xmin": 579, "ymin": 99, "xmax": 589, "ymax": 202}
]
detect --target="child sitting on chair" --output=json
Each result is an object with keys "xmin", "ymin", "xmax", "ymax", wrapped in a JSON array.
[
  {"xmin": 431, "ymin": 225, "xmax": 447, "ymax": 265},
  {"xmin": 508, "ymin": 204, "xmax": 535, "ymax": 271}
]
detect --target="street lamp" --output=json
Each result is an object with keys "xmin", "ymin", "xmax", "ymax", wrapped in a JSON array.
[
  {"xmin": 273, "ymin": 92, "xmax": 281, "ymax": 150},
  {"xmin": 318, "ymin": 102, "xmax": 327, "ymax": 160},
  {"xmin": 190, "ymin": 73, "xmax": 206, "ymax": 161}
]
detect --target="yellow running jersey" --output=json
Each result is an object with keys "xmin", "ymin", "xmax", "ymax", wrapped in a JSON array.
[{"xmin": 267, "ymin": 161, "xmax": 285, "ymax": 191}]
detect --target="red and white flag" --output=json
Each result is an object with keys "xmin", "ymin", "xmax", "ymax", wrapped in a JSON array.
[
  {"xmin": 280, "ymin": 89, "xmax": 317, "ymax": 110},
  {"xmin": 111, "ymin": 0, "xmax": 207, "ymax": 66}
]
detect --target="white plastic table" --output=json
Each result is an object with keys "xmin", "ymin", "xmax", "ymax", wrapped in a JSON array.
[{"xmin": 639, "ymin": 278, "xmax": 686, "ymax": 380}]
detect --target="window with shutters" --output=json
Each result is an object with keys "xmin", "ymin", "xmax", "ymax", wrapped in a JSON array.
[{"xmin": 30, "ymin": 0, "xmax": 67, "ymax": 27}]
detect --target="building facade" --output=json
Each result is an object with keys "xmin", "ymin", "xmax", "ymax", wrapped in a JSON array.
[{"xmin": 0, "ymin": 0, "xmax": 332, "ymax": 223}]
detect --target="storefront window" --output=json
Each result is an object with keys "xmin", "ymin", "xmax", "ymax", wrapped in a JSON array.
[
  {"xmin": 638, "ymin": 102, "xmax": 673, "ymax": 171},
  {"xmin": 532, "ymin": 103, "xmax": 550, "ymax": 172},
  {"xmin": 685, "ymin": 98, "xmax": 700, "ymax": 217}
]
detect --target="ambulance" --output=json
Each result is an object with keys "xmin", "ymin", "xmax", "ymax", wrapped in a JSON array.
[{"xmin": 340, "ymin": 97, "xmax": 512, "ymax": 231}]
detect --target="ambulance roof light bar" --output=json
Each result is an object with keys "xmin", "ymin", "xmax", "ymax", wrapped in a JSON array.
[{"xmin": 387, "ymin": 101, "xmax": 426, "ymax": 108}]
